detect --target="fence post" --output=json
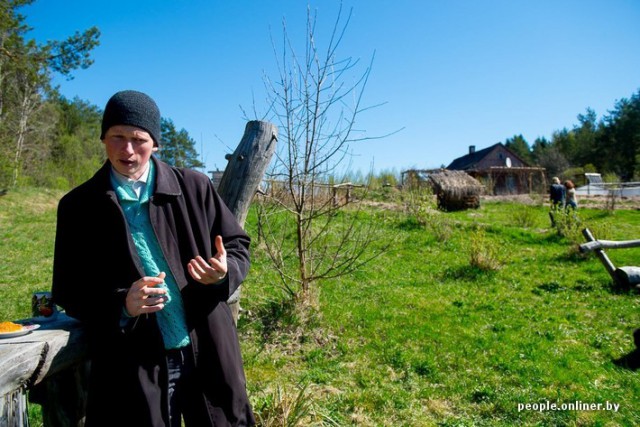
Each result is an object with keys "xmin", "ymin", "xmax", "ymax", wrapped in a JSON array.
[{"xmin": 217, "ymin": 121, "xmax": 278, "ymax": 324}]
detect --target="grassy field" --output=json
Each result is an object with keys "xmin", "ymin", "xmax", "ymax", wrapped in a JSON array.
[{"xmin": 1, "ymin": 188, "xmax": 639, "ymax": 426}]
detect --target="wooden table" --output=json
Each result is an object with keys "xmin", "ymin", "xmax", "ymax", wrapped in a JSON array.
[{"xmin": 0, "ymin": 313, "xmax": 88, "ymax": 427}]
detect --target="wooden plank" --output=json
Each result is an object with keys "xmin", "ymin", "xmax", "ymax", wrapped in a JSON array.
[
  {"xmin": 581, "ymin": 228, "xmax": 640, "ymax": 287},
  {"xmin": 0, "ymin": 341, "xmax": 46, "ymax": 397},
  {"xmin": 580, "ymin": 238, "xmax": 640, "ymax": 252},
  {"xmin": 0, "ymin": 314, "xmax": 87, "ymax": 391},
  {"xmin": 582, "ymin": 228, "xmax": 617, "ymax": 280},
  {"xmin": 23, "ymin": 314, "xmax": 87, "ymax": 386},
  {"xmin": 0, "ymin": 388, "xmax": 28, "ymax": 427}
]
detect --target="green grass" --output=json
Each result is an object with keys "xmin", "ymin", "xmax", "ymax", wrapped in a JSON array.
[
  {"xmin": 0, "ymin": 188, "xmax": 62, "ymax": 321},
  {"xmin": 2, "ymin": 189, "xmax": 639, "ymax": 426}
]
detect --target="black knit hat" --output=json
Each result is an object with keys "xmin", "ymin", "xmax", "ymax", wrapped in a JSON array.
[{"xmin": 100, "ymin": 90, "xmax": 161, "ymax": 146}]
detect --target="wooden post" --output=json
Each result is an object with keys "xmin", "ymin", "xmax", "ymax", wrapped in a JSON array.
[
  {"xmin": 580, "ymin": 238, "xmax": 640, "ymax": 252},
  {"xmin": 581, "ymin": 228, "xmax": 617, "ymax": 280},
  {"xmin": 580, "ymin": 229, "xmax": 640, "ymax": 287},
  {"xmin": 217, "ymin": 121, "xmax": 278, "ymax": 324},
  {"xmin": 0, "ymin": 388, "xmax": 27, "ymax": 427}
]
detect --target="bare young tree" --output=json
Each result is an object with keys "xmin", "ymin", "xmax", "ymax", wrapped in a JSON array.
[{"xmin": 256, "ymin": 4, "xmax": 388, "ymax": 305}]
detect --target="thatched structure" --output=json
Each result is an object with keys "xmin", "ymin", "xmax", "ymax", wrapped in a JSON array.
[{"xmin": 428, "ymin": 169, "xmax": 484, "ymax": 211}]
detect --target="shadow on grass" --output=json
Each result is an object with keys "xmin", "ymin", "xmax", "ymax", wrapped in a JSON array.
[
  {"xmin": 557, "ymin": 249, "xmax": 591, "ymax": 263},
  {"xmin": 613, "ymin": 350, "xmax": 640, "ymax": 371},
  {"xmin": 442, "ymin": 265, "xmax": 498, "ymax": 282},
  {"xmin": 604, "ymin": 280, "xmax": 640, "ymax": 296},
  {"xmin": 532, "ymin": 280, "xmax": 629, "ymax": 295},
  {"xmin": 572, "ymin": 281, "xmax": 596, "ymax": 292},
  {"xmin": 395, "ymin": 218, "xmax": 423, "ymax": 231},
  {"xmin": 247, "ymin": 297, "xmax": 299, "ymax": 342},
  {"xmin": 613, "ymin": 329, "xmax": 640, "ymax": 371},
  {"xmin": 532, "ymin": 281, "xmax": 566, "ymax": 295},
  {"xmin": 541, "ymin": 232, "xmax": 569, "ymax": 245}
]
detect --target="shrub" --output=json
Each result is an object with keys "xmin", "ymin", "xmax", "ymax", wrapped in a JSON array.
[
  {"xmin": 469, "ymin": 227, "xmax": 503, "ymax": 271},
  {"xmin": 551, "ymin": 208, "xmax": 582, "ymax": 242},
  {"xmin": 253, "ymin": 383, "xmax": 314, "ymax": 427},
  {"xmin": 511, "ymin": 205, "xmax": 538, "ymax": 228}
]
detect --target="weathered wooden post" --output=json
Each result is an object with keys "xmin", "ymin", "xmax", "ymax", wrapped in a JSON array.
[
  {"xmin": 217, "ymin": 120, "xmax": 278, "ymax": 323},
  {"xmin": 581, "ymin": 228, "xmax": 617, "ymax": 280},
  {"xmin": 579, "ymin": 228, "xmax": 640, "ymax": 287},
  {"xmin": 0, "ymin": 389, "xmax": 27, "ymax": 427}
]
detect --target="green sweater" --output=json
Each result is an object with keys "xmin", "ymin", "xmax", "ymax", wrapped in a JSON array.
[{"xmin": 111, "ymin": 162, "xmax": 190, "ymax": 349}]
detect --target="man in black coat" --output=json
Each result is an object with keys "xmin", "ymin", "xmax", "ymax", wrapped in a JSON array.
[
  {"xmin": 548, "ymin": 176, "xmax": 566, "ymax": 226},
  {"xmin": 549, "ymin": 176, "xmax": 566, "ymax": 209},
  {"xmin": 52, "ymin": 90, "xmax": 255, "ymax": 426}
]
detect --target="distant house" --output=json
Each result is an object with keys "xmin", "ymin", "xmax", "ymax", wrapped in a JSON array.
[
  {"xmin": 447, "ymin": 143, "xmax": 546, "ymax": 195},
  {"xmin": 208, "ymin": 170, "xmax": 224, "ymax": 189}
]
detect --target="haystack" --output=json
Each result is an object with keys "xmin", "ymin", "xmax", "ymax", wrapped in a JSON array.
[{"xmin": 428, "ymin": 169, "xmax": 484, "ymax": 211}]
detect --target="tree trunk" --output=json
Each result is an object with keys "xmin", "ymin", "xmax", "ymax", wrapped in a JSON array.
[
  {"xmin": 217, "ymin": 121, "xmax": 277, "ymax": 228},
  {"xmin": 11, "ymin": 83, "xmax": 35, "ymax": 188},
  {"xmin": 217, "ymin": 120, "xmax": 278, "ymax": 323}
]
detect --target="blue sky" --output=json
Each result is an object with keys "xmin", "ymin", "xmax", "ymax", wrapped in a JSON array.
[{"xmin": 24, "ymin": 0, "xmax": 640, "ymax": 176}]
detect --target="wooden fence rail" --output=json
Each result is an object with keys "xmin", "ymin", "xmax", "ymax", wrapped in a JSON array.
[{"xmin": 579, "ymin": 228, "xmax": 640, "ymax": 288}]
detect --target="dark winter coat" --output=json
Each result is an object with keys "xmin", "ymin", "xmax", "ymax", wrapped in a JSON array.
[
  {"xmin": 549, "ymin": 183, "xmax": 566, "ymax": 206},
  {"xmin": 52, "ymin": 157, "xmax": 255, "ymax": 426}
]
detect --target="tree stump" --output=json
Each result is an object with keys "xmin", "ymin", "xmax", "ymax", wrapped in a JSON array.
[{"xmin": 217, "ymin": 120, "xmax": 278, "ymax": 324}]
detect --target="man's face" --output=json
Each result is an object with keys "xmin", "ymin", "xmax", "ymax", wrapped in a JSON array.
[{"xmin": 102, "ymin": 125, "xmax": 157, "ymax": 179}]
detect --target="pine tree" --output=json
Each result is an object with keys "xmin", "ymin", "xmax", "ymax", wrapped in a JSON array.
[{"xmin": 158, "ymin": 118, "xmax": 204, "ymax": 169}]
